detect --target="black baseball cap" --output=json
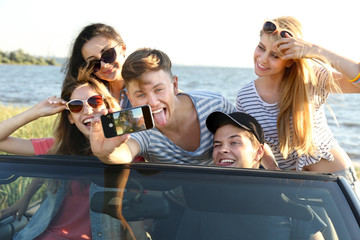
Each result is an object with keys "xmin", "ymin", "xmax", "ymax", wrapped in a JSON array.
[{"xmin": 206, "ymin": 111, "xmax": 265, "ymax": 144}]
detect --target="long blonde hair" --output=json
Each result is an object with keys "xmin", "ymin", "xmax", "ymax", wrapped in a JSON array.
[{"xmin": 262, "ymin": 16, "xmax": 340, "ymax": 158}]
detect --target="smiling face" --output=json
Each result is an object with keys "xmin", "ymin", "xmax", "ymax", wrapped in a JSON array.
[
  {"xmin": 212, "ymin": 124, "xmax": 264, "ymax": 168},
  {"xmin": 254, "ymin": 35, "xmax": 293, "ymax": 79},
  {"xmin": 81, "ymin": 35, "xmax": 126, "ymax": 83},
  {"xmin": 126, "ymin": 70, "xmax": 178, "ymax": 128},
  {"xmin": 67, "ymin": 84, "xmax": 107, "ymax": 138}
]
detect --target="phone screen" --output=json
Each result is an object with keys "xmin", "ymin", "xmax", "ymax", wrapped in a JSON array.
[{"xmin": 101, "ymin": 105, "xmax": 154, "ymax": 138}]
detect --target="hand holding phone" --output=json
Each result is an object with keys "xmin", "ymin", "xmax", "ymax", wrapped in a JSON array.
[{"xmin": 101, "ymin": 105, "xmax": 154, "ymax": 138}]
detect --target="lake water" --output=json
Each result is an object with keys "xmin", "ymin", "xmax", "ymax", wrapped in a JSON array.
[{"xmin": 1, "ymin": 64, "xmax": 359, "ymax": 163}]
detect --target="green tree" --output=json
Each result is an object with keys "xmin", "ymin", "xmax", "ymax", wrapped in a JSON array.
[{"xmin": 0, "ymin": 49, "xmax": 59, "ymax": 66}]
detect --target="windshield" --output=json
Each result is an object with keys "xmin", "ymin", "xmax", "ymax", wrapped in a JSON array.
[{"xmin": 0, "ymin": 157, "xmax": 359, "ymax": 240}]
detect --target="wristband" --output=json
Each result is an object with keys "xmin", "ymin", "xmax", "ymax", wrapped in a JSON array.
[{"xmin": 349, "ymin": 72, "xmax": 360, "ymax": 84}]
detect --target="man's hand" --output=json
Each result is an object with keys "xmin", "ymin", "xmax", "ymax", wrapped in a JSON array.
[{"xmin": 90, "ymin": 109, "xmax": 132, "ymax": 164}]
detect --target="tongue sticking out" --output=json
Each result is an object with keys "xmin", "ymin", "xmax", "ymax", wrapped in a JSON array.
[{"xmin": 153, "ymin": 109, "xmax": 167, "ymax": 127}]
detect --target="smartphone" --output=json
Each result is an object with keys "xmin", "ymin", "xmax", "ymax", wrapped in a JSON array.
[{"xmin": 101, "ymin": 105, "xmax": 154, "ymax": 138}]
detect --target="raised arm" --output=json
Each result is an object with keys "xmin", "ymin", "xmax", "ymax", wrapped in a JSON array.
[
  {"xmin": 0, "ymin": 96, "xmax": 66, "ymax": 155},
  {"xmin": 90, "ymin": 113, "xmax": 140, "ymax": 164},
  {"xmin": 275, "ymin": 36, "xmax": 360, "ymax": 93}
]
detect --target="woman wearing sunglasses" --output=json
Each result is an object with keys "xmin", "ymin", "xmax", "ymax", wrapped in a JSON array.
[
  {"xmin": 0, "ymin": 71, "xmax": 118, "ymax": 157},
  {"xmin": 236, "ymin": 16, "xmax": 360, "ymax": 194},
  {"xmin": 0, "ymin": 72, "xmax": 149, "ymax": 239},
  {"xmin": 63, "ymin": 23, "xmax": 131, "ymax": 109}
]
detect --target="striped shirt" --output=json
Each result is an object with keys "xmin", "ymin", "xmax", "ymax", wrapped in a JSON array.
[
  {"xmin": 236, "ymin": 80, "xmax": 337, "ymax": 171},
  {"xmin": 131, "ymin": 91, "xmax": 236, "ymax": 165}
]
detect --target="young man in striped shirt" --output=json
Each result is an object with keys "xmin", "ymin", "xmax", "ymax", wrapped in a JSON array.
[{"xmin": 90, "ymin": 48, "xmax": 235, "ymax": 165}]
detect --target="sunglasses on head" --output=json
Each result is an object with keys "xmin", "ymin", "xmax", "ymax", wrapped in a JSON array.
[
  {"xmin": 263, "ymin": 21, "xmax": 293, "ymax": 38},
  {"xmin": 89, "ymin": 44, "xmax": 120, "ymax": 73},
  {"xmin": 66, "ymin": 95, "xmax": 104, "ymax": 113}
]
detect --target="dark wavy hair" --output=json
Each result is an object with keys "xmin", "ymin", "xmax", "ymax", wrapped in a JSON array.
[{"xmin": 62, "ymin": 23, "xmax": 126, "ymax": 86}]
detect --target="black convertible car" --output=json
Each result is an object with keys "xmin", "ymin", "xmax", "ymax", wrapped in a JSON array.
[{"xmin": 0, "ymin": 155, "xmax": 359, "ymax": 240}]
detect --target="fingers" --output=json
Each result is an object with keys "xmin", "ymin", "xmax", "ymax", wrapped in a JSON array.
[
  {"xmin": 45, "ymin": 96, "xmax": 67, "ymax": 111},
  {"xmin": 0, "ymin": 208, "xmax": 21, "ymax": 221},
  {"xmin": 91, "ymin": 114, "xmax": 102, "ymax": 131},
  {"xmin": 47, "ymin": 96, "xmax": 66, "ymax": 105},
  {"xmin": 274, "ymin": 39, "xmax": 298, "ymax": 60},
  {"xmin": 276, "ymin": 37, "xmax": 312, "ymax": 60},
  {"xmin": 90, "ymin": 109, "xmax": 112, "ymax": 134},
  {"xmin": 117, "ymin": 134, "xmax": 131, "ymax": 143},
  {"xmin": 34, "ymin": 96, "xmax": 67, "ymax": 117},
  {"xmin": 89, "ymin": 114, "xmax": 105, "ymax": 152},
  {"xmin": 89, "ymin": 108, "xmax": 132, "ymax": 164},
  {"xmin": 90, "ymin": 114, "xmax": 129, "ymax": 144}
]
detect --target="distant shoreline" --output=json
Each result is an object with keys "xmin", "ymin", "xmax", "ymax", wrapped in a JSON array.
[
  {"xmin": 0, "ymin": 49, "xmax": 62, "ymax": 66},
  {"xmin": 0, "ymin": 63, "xmax": 60, "ymax": 66}
]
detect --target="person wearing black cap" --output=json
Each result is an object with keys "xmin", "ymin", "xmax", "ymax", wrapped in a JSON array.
[
  {"xmin": 206, "ymin": 111, "xmax": 271, "ymax": 169},
  {"xmin": 175, "ymin": 111, "xmax": 325, "ymax": 240}
]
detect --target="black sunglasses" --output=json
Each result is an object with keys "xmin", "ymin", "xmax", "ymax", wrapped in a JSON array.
[
  {"xmin": 66, "ymin": 95, "xmax": 104, "ymax": 113},
  {"xmin": 89, "ymin": 44, "xmax": 120, "ymax": 73},
  {"xmin": 263, "ymin": 21, "xmax": 293, "ymax": 38}
]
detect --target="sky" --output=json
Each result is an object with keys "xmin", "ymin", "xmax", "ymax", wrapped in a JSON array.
[{"xmin": 0, "ymin": 0, "xmax": 358, "ymax": 68}]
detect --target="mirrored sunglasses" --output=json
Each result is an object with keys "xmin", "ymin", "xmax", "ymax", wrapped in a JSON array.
[
  {"xmin": 66, "ymin": 95, "xmax": 104, "ymax": 113},
  {"xmin": 263, "ymin": 21, "xmax": 293, "ymax": 38},
  {"xmin": 89, "ymin": 44, "xmax": 120, "ymax": 73}
]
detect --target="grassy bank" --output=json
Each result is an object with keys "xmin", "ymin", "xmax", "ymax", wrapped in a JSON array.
[{"xmin": 0, "ymin": 104, "xmax": 360, "ymax": 179}]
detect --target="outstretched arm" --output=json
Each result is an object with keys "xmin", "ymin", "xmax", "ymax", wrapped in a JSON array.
[
  {"xmin": 0, "ymin": 96, "xmax": 66, "ymax": 155},
  {"xmin": 90, "ymin": 111, "xmax": 140, "ymax": 164},
  {"xmin": 275, "ymin": 36, "xmax": 360, "ymax": 93}
]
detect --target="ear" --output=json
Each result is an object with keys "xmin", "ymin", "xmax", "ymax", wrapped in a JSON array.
[
  {"xmin": 172, "ymin": 75, "xmax": 179, "ymax": 95},
  {"xmin": 68, "ymin": 113, "xmax": 75, "ymax": 124},
  {"xmin": 285, "ymin": 60, "xmax": 294, "ymax": 68},
  {"xmin": 253, "ymin": 144, "xmax": 265, "ymax": 164}
]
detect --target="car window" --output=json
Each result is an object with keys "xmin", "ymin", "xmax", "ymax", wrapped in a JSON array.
[{"xmin": 0, "ymin": 156, "xmax": 359, "ymax": 240}]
